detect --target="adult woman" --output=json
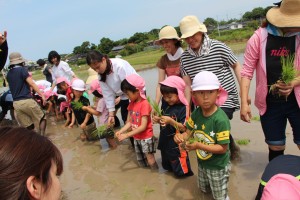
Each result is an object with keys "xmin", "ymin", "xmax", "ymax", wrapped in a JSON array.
[
  {"xmin": 179, "ymin": 15, "xmax": 242, "ymax": 160},
  {"xmin": 86, "ymin": 50, "xmax": 137, "ymax": 125},
  {"xmin": 7, "ymin": 52, "xmax": 47, "ymax": 135},
  {"xmin": 48, "ymin": 50, "xmax": 76, "ymax": 89},
  {"xmin": 155, "ymin": 25, "xmax": 183, "ymax": 104},
  {"xmin": 0, "ymin": 127, "xmax": 63, "ymax": 200},
  {"xmin": 240, "ymin": 0, "xmax": 300, "ymax": 161},
  {"xmin": 37, "ymin": 59, "xmax": 53, "ymax": 84}
]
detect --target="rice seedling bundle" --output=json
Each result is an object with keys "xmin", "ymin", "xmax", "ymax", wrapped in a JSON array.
[{"xmin": 71, "ymin": 101, "xmax": 83, "ymax": 110}]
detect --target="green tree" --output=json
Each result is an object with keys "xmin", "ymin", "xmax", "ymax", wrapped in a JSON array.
[
  {"xmin": 128, "ymin": 32, "xmax": 148, "ymax": 43},
  {"xmin": 204, "ymin": 17, "xmax": 218, "ymax": 27},
  {"xmin": 98, "ymin": 37, "xmax": 114, "ymax": 54}
]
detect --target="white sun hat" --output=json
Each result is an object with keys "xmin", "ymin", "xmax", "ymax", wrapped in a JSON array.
[{"xmin": 71, "ymin": 79, "xmax": 86, "ymax": 91}]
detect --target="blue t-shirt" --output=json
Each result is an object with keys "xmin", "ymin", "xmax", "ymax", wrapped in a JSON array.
[{"xmin": 7, "ymin": 66, "xmax": 32, "ymax": 101}]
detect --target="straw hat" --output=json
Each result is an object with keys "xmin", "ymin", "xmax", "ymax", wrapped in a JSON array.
[
  {"xmin": 9, "ymin": 52, "xmax": 26, "ymax": 65},
  {"xmin": 156, "ymin": 26, "xmax": 180, "ymax": 45},
  {"xmin": 179, "ymin": 15, "xmax": 207, "ymax": 39},
  {"xmin": 267, "ymin": 0, "xmax": 300, "ymax": 28},
  {"xmin": 86, "ymin": 67, "xmax": 98, "ymax": 84}
]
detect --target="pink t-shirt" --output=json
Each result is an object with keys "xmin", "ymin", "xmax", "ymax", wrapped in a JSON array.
[
  {"xmin": 127, "ymin": 99, "xmax": 153, "ymax": 140},
  {"xmin": 96, "ymin": 98, "xmax": 109, "ymax": 125}
]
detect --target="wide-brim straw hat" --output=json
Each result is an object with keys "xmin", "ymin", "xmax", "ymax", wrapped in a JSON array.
[
  {"xmin": 86, "ymin": 67, "xmax": 98, "ymax": 84},
  {"xmin": 180, "ymin": 15, "xmax": 207, "ymax": 39},
  {"xmin": 267, "ymin": 0, "xmax": 300, "ymax": 28},
  {"xmin": 9, "ymin": 52, "xmax": 26, "ymax": 65},
  {"xmin": 155, "ymin": 26, "xmax": 180, "ymax": 45}
]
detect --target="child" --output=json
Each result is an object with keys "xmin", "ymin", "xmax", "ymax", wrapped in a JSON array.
[
  {"xmin": 174, "ymin": 71, "xmax": 230, "ymax": 200},
  {"xmin": 56, "ymin": 77, "xmax": 73, "ymax": 127},
  {"xmin": 82, "ymin": 79, "xmax": 118, "ymax": 148},
  {"xmin": 43, "ymin": 89, "xmax": 59, "ymax": 118},
  {"xmin": 116, "ymin": 74, "xmax": 158, "ymax": 170},
  {"xmin": 153, "ymin": 76, "xmax": 193, "ymax": 177},
  {"xmin": 0, "ymin": 90, "xmax": 15, "ymax": 122},
  {"xmin": 68, "ymin": 79, "xmax": 99, "ymax": 141}
]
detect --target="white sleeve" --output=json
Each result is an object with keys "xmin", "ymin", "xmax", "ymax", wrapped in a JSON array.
[
  {"xmin": 100, "ymin": 82, "xmax": 116, "ymax": 112},
  {"xmin": 116, "ymin": 59, "xmax": 136, "ymax": 81},
  {"xmin": 61, "ymin": 62, "xmax": 74, "ymax": 76}
]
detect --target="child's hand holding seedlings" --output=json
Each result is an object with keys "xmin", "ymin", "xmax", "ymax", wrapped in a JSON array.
[
  {"xmin": 159, "ymin": 116, "xmax": 173, "ymax": 127},
  {"xmin": 152, "ymin": 114, "xmax": 161, "ymax": 124},
  {"xmin": 115, "ymin": 130, "xmax": 122, "ymax": 137},
  {"xmin": 117, "ymin": 132, "xmax": 128, "ymax": 142},
  {"xmin": 174, "ymin": 132, "xmax": 185, "ymax": 144},
  {"xmin": 184, "ymin": 142, "xmax": 199, "ymax": 152}
]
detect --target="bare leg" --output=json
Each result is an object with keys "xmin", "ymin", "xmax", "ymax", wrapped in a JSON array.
[
  {"xmin": 146, "ymin": 153, "xmax": 158, "ymax": 170},
  {"xmin": 39, "ymin": 119, "xmax": 47, "ymax": 136}
]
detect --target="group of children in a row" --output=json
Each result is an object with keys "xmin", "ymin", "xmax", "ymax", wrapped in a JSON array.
[
  {"xmin": 1, "ymin": 55, "xmax": 231, "ymax": 199},
  {"xmin": 115, "ymin": 71, "xmax": 231, "ymax": 200},
  {"xmin": 50, "ymin": 70, "xmax": 229, "ymax": 199}
]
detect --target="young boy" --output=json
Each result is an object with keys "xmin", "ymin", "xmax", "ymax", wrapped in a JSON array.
[
  {"xmin": 116, "ymin": 74, "xmax": 158, "ymax": 170},
  {"xmin": 153, "ymin": 76, "xmax": 193, "ymax": 177},
  {"xmin": 69, "ymin": 79, "xmax": 99, "ymax": 141},
  {"xmin": 174, "ymin": 71, "xmax": 230, "ymax": 200}
]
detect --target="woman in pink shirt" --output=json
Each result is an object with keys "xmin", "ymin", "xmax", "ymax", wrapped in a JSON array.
[{"xmin": 240, "ymin": 0, "xmax": 300, "ymax": 161}]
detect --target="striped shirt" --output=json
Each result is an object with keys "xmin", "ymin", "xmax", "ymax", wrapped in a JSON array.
[{"xmin": 180, "ymin": 40, "xmax": 240, "ymax": 110}]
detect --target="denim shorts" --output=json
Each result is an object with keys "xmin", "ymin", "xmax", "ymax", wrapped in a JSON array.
[{"xmin": 260, "ymin": 98, "xmax": 300, "ymax": 145}]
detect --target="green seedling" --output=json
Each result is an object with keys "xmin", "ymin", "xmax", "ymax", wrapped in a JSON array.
[
  {"xmin": 71, "ymin": 101, "xmax": 83, "ymax": 110},
  {"xmin": 269, "ymin": 54, "xmax": 299, "ymax": 100},
  {"xmin": 236, "ymin": 139, "xmax": 250, "ymax": 145},
  {"xmin": 147, "ymin": 96, "xmax": 163, "ymax": 116}
]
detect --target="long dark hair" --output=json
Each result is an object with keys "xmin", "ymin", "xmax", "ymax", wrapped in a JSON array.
[
  {"xmin": 48, "ymin": 50, "xmax": 61, "ymax": 64},
  {"xmin": 0, "ymin": 127, "xmax": 63, "ymax": 200},
  {"xmin": 86, "ymin": 50, "xmax": 112, "ymax": 82}
]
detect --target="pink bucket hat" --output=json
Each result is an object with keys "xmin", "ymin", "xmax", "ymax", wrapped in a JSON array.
[
  {"xmin": 160, "ymin": 76, "xmax": 188, "ymax": 106},
  {"xmin": 56, "ymin": 77, "xmax": 70, "ymax": 86},
  {"xmin": 262, "ymin": 174, "xmax": 300, "ymax": 200},
  {"xmin": 89, "ymin": 79, "xmax": 102, "ymax": 94},
  {"xmin": 191, "ymin": 71, "xmax": 228, "ymax": 106},
  {"xmin": 43, "ymin": 89, "xmax": 57, "ymax": 100},
  {"xmin": 125, "ymin": 74, "xmax": 146, "ymax": 99}
]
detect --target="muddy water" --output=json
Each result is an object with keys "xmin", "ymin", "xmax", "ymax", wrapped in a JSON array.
[{"xmin": 3, "ymin": 53, "xmax": 298, "ymax": 200}]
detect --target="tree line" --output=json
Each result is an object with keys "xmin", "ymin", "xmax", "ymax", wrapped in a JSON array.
[{"xmin": 72, "ymin": 6, "xmax": 271, "ymax": 58}]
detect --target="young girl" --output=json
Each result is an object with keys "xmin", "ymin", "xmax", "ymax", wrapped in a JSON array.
[
  {"xmin": 56, "ymin": 77, "xmax": 73, "ymax": 127},
  {"xmin": 116, "ymin": 74, "xmax": 158, "ymax": 170},
  {"xmin": 153, "ymin": 75, "xmax": 193, "ymax": 177},
  {"xmin": 69, "ymin": 79, "xmax": 98, "ymax": 141},
  {"xmin": 82, "ymin": 79, "xmax": 118, "ymax": 148}
]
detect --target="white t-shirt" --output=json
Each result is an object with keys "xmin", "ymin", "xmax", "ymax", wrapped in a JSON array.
[{"xmin": 51, "ymin": 61, "xmax": 74, "ymax": 83}]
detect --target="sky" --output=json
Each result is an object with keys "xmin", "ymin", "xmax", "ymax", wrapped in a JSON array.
[{"xmin": 0, "ymin": 0, "xmax": 276, "ymax": 62}]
